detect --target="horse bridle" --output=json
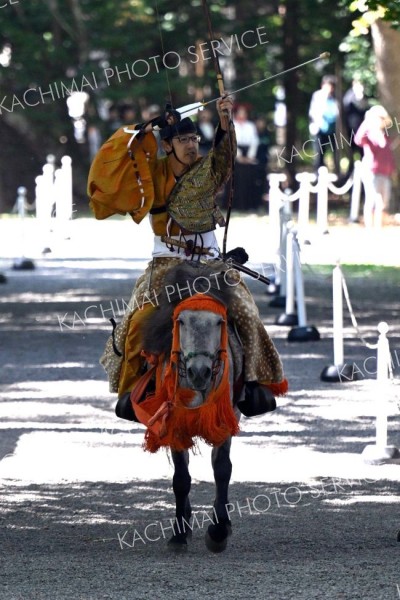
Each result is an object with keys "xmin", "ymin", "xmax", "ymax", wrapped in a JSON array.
[{"xmin": 176, "ymin": 349, "xmax": 223, "ymax": 382}]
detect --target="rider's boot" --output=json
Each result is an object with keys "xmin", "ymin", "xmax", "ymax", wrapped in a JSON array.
[
  {"xmin": 115, "ymin": 378, "xmax": 156, "ymax": 422},
  {"xmin": 237, "ymin": 382, "xmax": 277, "ymax": 417}
]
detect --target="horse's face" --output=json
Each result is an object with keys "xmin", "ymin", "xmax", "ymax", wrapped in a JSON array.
[{"xmin": 177, "ymin": 309, "xmax": 224, "ymax": 392}]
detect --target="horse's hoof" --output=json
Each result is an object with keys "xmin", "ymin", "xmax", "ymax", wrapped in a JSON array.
[
  {"xmin": 205, "ymin": 531, "xmax": 228, "ymax": 553},
  {"xmin": 205, "ymin": 521, "xmax": 231, "ymax": 553},
  {"xmin": 167, "ymin": 535, "xmax": 188, "ymax": 552}
]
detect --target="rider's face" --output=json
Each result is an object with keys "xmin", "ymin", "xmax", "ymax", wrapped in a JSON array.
[{"xmin": 167, "ymin": 135, "xmax": 199, "ymax": 166}]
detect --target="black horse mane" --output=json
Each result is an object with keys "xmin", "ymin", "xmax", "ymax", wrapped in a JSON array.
[{"xmin": 141, "ymin": 261, "xmax": 235, "ymax": 356}]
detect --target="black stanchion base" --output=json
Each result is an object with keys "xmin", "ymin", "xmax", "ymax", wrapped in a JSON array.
[
  {"xmin": 288, "ymin": 325, "xmax": 320, "ymax": 342},
  {"xmin": 320, "ymin": 363, "xmax": 363, "ymax": 383},
  {"xmin": 269, "ymin": 295, "xmax": 286, "ymax": 308},
  {"xmin": 276, "ymin": 313, "xmax": 298, "ymax": 326},
  {"xmin": 12, "ymin": 259, "xmax": 36, "ymax": 271},
  {"xmin": 362, "ymin": 444, "xmax": 400, "ymax": 465}
]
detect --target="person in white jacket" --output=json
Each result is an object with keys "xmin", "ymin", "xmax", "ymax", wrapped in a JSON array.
[{"xmin": 308, "ymin": 75, "xmax": 339, "ymax": 169}]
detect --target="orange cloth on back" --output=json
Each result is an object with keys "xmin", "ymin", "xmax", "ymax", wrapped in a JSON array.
[
  {"xmin": 88, "ymin": 123, "xmax": 190, "ymax": 235},
  {"xmin": 88, "ymin": 125, "xmax": 159, "ymax": 223}
]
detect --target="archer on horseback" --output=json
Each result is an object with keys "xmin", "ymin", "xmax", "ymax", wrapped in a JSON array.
[{"xmin": 88, "ymin": 95, "xmax": 288, "ymax": 421}]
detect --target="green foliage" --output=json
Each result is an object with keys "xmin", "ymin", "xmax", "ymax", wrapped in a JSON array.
[
  {"xmin": 0, "ymin": 0, "xmax": 392, "ymax": 207},
  {"xmin": 339, "ymin": 33, "xmax": 376, "ymax": 96},
  {"xmin": 364, "ymin": 0, "xmax": 400, "ymax": 27}
]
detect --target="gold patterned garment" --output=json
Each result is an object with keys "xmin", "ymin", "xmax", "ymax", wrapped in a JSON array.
[
  {"xmin": 96, "ymin": 121, "xmax": 285, "ymax": 396},
  {"xmin": 150, "ymin": 123, "xmax": 236, "ymax": 237},
  {"xmin": 100, "ymin": 258, "xmax": 285, "ymax": 395},
  {"xmin": 165, "ymin": 124, "xmax": 236, "ymax": 233}
]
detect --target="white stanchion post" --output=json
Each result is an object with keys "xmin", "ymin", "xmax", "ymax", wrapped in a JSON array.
[
  {"xmin": 332, "ymin": 264, "xmax": 344, "ymax": 367},
  {"xmin": 42, "ymin": 154, "xmax": 56, "ymax": 218},
  {"xmin": 35, "ymin": 173, "xmax": 53, "ymax": 254},
  {"xmin": 362, "ymin": 322, "xmax": 400, "ymax": 464},
  {"xmin": 12, "ymin": 187, "xmax": 35, "ymax": 271},
  {"xmin": 296, "ymin": 172, "xmax": 316, "ymax": 240},
  {"xmin": 376, "ymin": 322, "xmax": 391, "ymax": 448},
  {"xmin": 316, "ymin": 166, "xmax": 337, "ymax": 234},
  {"xmin": 294, "ymin": 236, "xmax": 306, "ymax": 328},
  {"xmin": 287, "ymin": 232, "xmax": 320, "ymax": 342},
  {"xmin": 349, "ymin": 160, "xmax": 362, "ymax": 223},
  {"xmin": 54, "ymin": 168, "xmax": 64, "ymax": 236},
  {"xmin": 268, "ymin": 173, "xmax": 287, "ymax": 259},
  {"xmin": 267, "ymin": 173, "xmax": 287, "ymax": 299},
  {"xmin": 320, "ymin": 263, "xmax": 360, "ymax": 382},
  {"xmin": 61, "ymin": 155, "xmax": 73, "ymax": 220},
  {"xmin": 54, "ymin": 156, "xmax": 73, "ymax": 240},
  {"xmin": 276, "ymin": 228, "xmax": 297, "ymax": 326},
  {"xmin": 285, "ymin": 230, "xmax": 295, "ymax": 316},
  {"xmin": 280, "ymin": 192, "xmax": 292, "ymax": 299},
  {"xmin": 269, "ymin": 196, "xmax": 291, "ymax": 308}
]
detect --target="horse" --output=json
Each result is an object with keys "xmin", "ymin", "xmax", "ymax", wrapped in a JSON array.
[{"xmin": 134, "ymin": 261, "xmax": 244, "ymax": 553}]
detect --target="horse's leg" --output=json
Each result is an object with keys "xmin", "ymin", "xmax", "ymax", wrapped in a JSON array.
[
  {"xmin": 205, "ymin": 437, "xmax": 232, "ymax": 553},
  {"xmin": 168, "ymin": 450, "xmax": 192, "ymax": 550}
]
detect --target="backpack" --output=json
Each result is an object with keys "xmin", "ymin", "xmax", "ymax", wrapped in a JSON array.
[{"xmin": 87, "ymin": 125, "xmax": 158, "ymax": 223}]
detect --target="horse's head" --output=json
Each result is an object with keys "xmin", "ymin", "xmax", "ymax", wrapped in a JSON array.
[
  {"xmin": 141, "ymin": 262, "xmax": 234, "ymax": 404},
  {"xmin": 176, "ymin": 307, "xmax": 225, "ymax": 392}
]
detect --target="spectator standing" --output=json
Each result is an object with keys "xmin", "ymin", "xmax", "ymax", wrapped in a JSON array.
[
  {"xmin": 343, "ymin": 79, "xmax": 369, "ymax": 171},
  {"xmin": 233, "ymin": 105, "xmax": 259, "ymax": 162},
  {"xmin": 354, "ymin": 105, "xmax": 396, "ymax": 227},
  {"xmin": 308, "ymin": 75, "xmax": 340, "ymax": 170}
]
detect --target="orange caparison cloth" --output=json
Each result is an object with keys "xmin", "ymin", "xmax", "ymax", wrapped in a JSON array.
[{"xmin": 132, "ymin": 294, "xmax": 240, "ymax": 452}]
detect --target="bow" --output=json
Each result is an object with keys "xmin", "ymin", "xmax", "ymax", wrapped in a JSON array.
[{"xmin": 200, "ymin": 0, "xmax": 235, "ymax": 259}]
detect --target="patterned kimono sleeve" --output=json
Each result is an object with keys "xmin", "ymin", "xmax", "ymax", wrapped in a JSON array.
[{"xmin": 210, "ymin": 122, "xmax": 237, "ymax": 189}]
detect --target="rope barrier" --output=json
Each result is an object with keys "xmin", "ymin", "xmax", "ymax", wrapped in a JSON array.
[
  {"xmin": 339, "ymin": 265, "xmax": 379, "ymax": 350},
  {"xmin": 327, "ymin": 174, "xmax": 354, "ymax": 196},
  {"xmin": 268, "ymin": 161, "xmax": 362, "ymax": 239}
]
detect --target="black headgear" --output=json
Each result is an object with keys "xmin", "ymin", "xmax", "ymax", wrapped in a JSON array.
[{"xmin": 160, "ymin": 117, "xmax": 197, "ymax": 141}]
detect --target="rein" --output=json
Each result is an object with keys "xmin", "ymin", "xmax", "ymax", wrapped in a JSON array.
[{"xmin": 171, "ymin": 294, "xmax": 227, "ymax": 384}]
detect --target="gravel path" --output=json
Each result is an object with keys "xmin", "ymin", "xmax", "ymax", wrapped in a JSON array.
[{"xmin": 0, "ymin": 219, "xmax": 400, "ymax": 600}]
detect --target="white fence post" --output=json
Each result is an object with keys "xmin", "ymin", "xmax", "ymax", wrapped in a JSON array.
[
  {"xmin": 320, "ymin": 263, "xmax": 362, "ymax": 382},
  {"xmin": 12, "ymin": 187, "xmax": 35, "ymax": 271},
  {"xmin": 316, "ymin": 166, "xmax": 337, "ymax": 234},
  {"xmin": 296, "ymin": 172, "xmax": 316, "ymax": 240},
  {"xmin": 362, "ymin": 322, "xmax": 400, "ymax": 464},
  {"xmin": 276, "ymin": 228, "xmax": 297, "ymax": 326},
  {"xmin": 54, "ymin": 156, "xmax": 73, "ymax": 239},
  {"xmin": 268, "ymin": 173, "xmax": 287, "ymax": 258},
  {"xmin": 349, "ymin": 160, "xmax": 362, "ymax": 223},
  {"xmin": 287, "ymin": 232, "xmax": 320, "ymax": 341},
  {"xmin": 61, "ymin": 155, "xmax": 73, "ymax": 220}
]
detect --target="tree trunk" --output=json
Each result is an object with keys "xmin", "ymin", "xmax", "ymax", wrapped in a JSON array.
[
  {"xmin": 371, "ymin": 18, "xmax": 400, "ymax": 211},
  {"xmin": 282, "ymin": 0, "xmax": 299, "ymax": 189}
]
